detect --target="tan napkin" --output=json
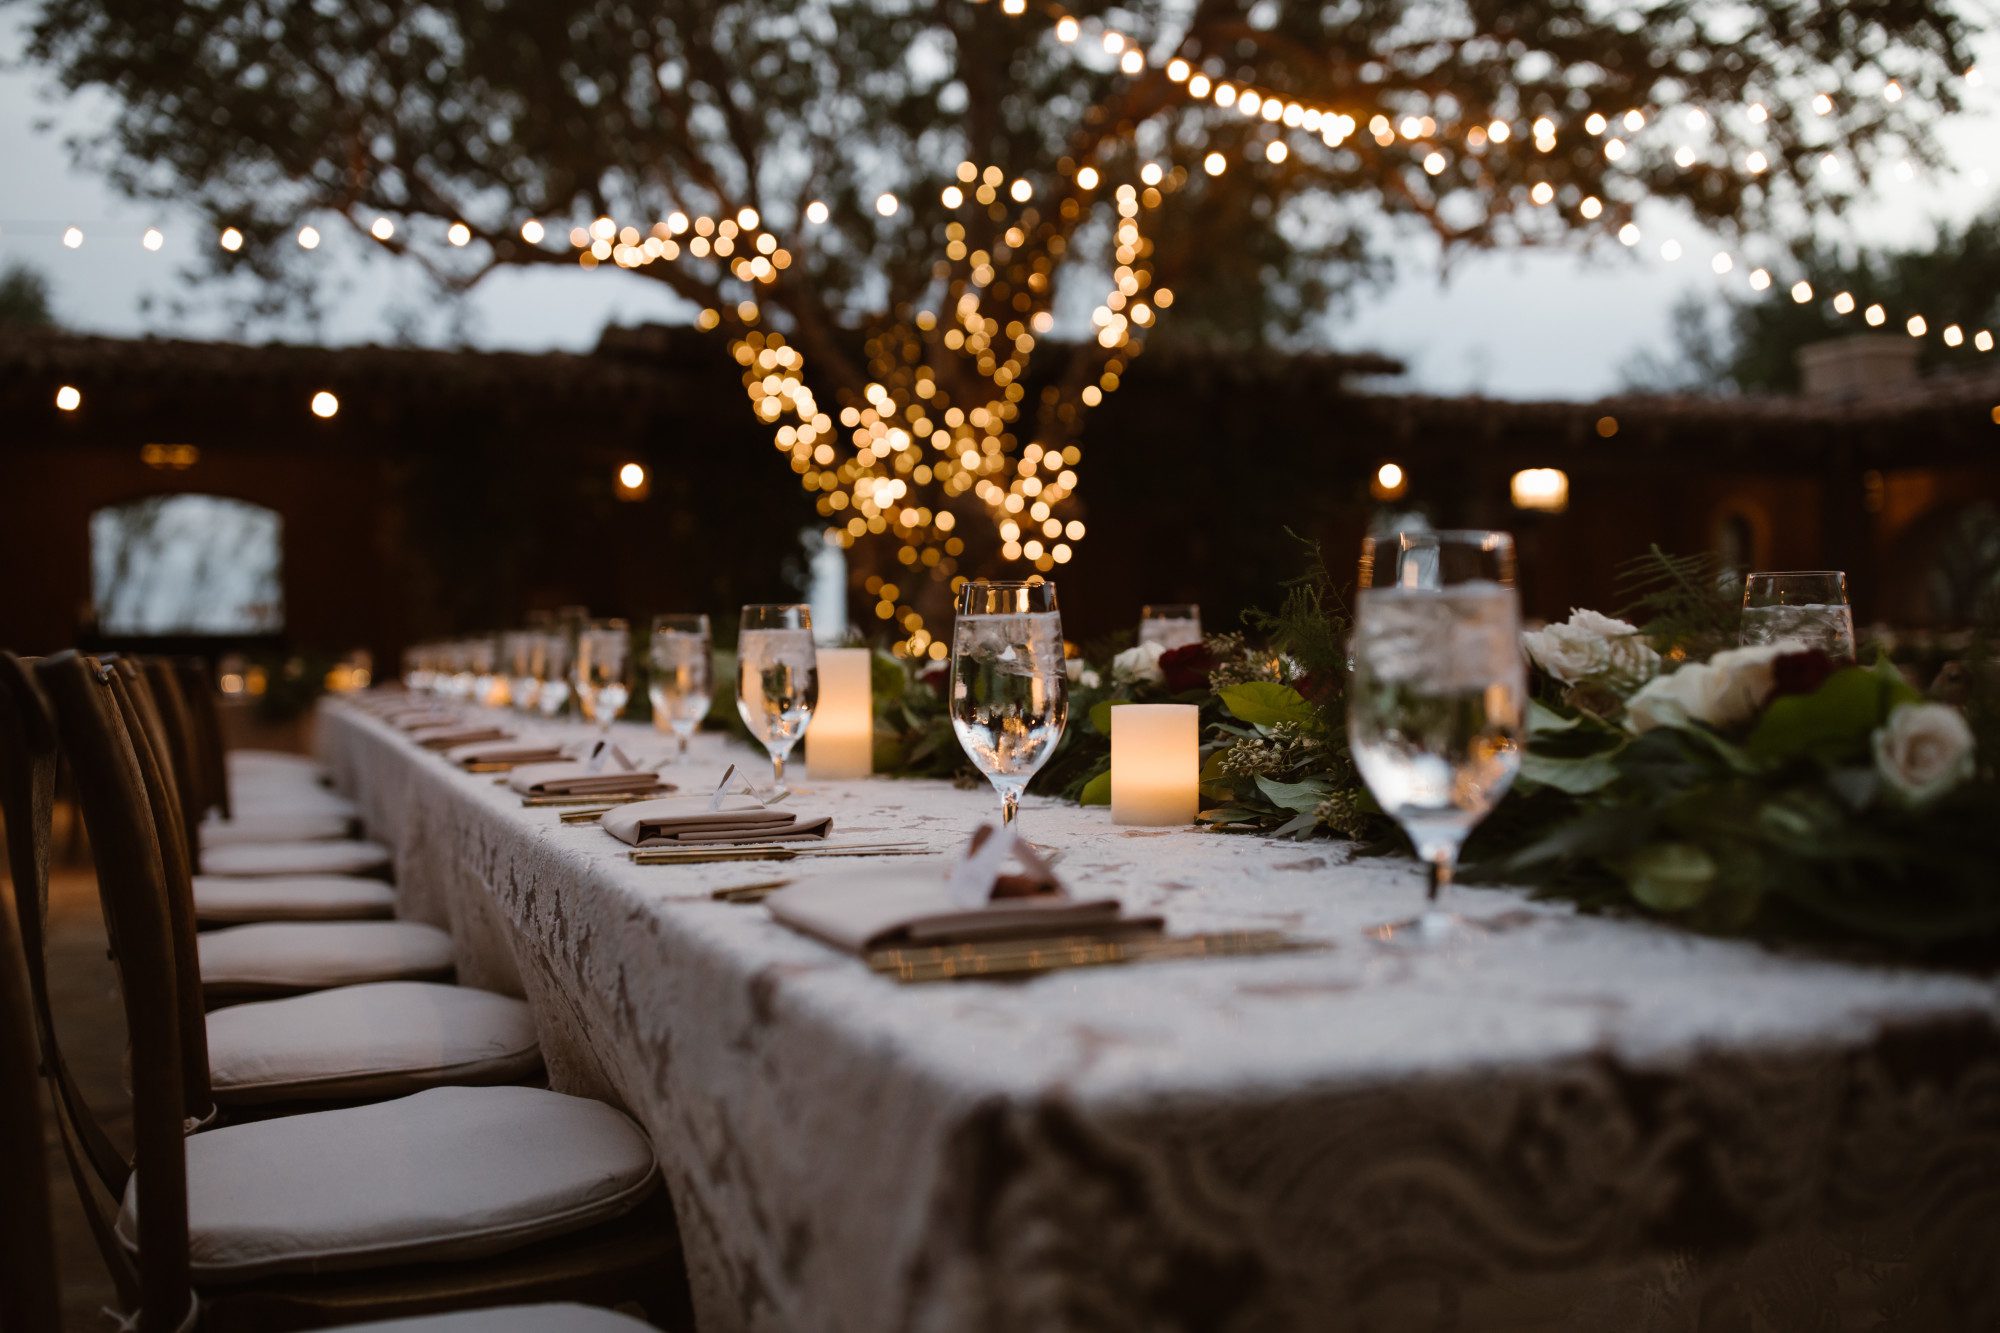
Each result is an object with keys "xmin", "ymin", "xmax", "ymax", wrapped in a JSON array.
[
  {"xmin": 506, "ymin": 760, "xmax": 667, "ymax": 798},
  {"xmin": 766, "ymin": 826, "xmax": 1161, "ymax": 953},
  {"xmin": 410, "ymin": 722, "xmax": 514, "ymax": 750},
  {"xmin": 600, "ymin": 793, "xmax": 832, "ymax": 847},
  {"xmin": 446, "ymin": 738, "xmax": 569, "ymax": 768}
]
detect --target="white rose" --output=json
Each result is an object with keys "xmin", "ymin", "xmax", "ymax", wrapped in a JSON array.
[
  {"xmin": 1110, "ymin": 641, "xmax": 1166, "ymax": 686},
  {"xmin": 1521, "ymin": 608, "xmax": 1659, "ymax": 686},
  {"xmin": 1625, "ymin": 643, "xmax": 1787, "ymax": 733},
  {"xmin": 1063, "ymin": 658, "xmax": 1101, "ymax": 689},
  {"xmin": 1872, "ymin": 702, "xmax": 1975, "ymax": 805}
]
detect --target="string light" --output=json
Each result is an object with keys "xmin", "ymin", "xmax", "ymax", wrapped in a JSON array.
[
  {"xmin": 309, "ymin": 390, "xmax": 339, "ymax": 418},
  {"xmin": 141, "ymin": 227, "xmax": 163, "ymax": 251},
  {"xmin": 447, "ymin": 221, "xmax": 471, "ymax": 246},
  {"xmin": 297, "ymin": 225, "xmax": 320, "ymax": 250},
  {"xmin": 371, "ymin": 217, "xmax": 395, "ymax": 241},
  {"xmin": 219, "ymin": 227, "xmax": 243, "ymax": 252},
  {"xmin": 521, "ymin": 218, "xmax": 545, "ymax": 243},
  {"xmin": 875, "ymin": 192, "xmax": 899, "ymax": 217},
  {"xmin": 61, "ymin": 226, "xmax": 81, "ymax": 248},
  {"xmin": 55, "ymin": 384, "xmax": 81, "ymax": 411}
]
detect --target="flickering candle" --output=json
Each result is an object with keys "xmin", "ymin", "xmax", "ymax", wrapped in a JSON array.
[
  {"xmin": 806, "ymin": 647, "xmax": 872, "ymax": 778},
  {"xmin": 1111, "ymin": 704, "xmax": 1199, "ymax": 826}
]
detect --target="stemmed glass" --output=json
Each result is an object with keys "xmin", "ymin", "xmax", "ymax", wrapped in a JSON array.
[
  {"xmin": 736, "ymin": 604, "xmax": 817, "ymax": 793},
  {"xmin": 1139, "ymin": 603, "xmax": 1203, "ymax": 650},
  {"xmin": 1347, "ymin": 530, "xmax": 1526, "ymax": 942},
  {"xmin": 573, "ymin": 619, "xmax": 633, "ymax": 735},
  {"xmin": 506, "ymin": 631, "xmax": 541, "ymax": 714},
  {"xmin": 648, "ymin": 614, "xmax": 714, "ymax": 760},
  {"xmin": 533, "ymin": 630, "xmax": 573, "ymax": 719},
  {"xmin": 1740, "ymin": 571, "xmax": 1854, "ymax": 662},
  {"xmin": 949, "ymin": 580, "xmax": 1069, "ymax": 828}
]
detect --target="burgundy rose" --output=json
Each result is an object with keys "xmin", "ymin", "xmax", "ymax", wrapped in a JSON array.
[
  {"xmin": 919, "ymin": 663, "xmax": 951, "ymax": 694},
  {"xmin": 1770, "ymin": 648, "xmax": 1836, "ymax": 699},
  {"xmin": 1293, "ymin": 670, "xmax": 1333, "ymax": 705},
  {"xmin": 1159, "ymin": 643, "xmax": 1215, "ymax": 694}
]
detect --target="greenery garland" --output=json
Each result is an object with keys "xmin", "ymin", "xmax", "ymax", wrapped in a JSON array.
[{"xmin": 867, "ymin": 546, "xmax": 2000, "ymax": 956}]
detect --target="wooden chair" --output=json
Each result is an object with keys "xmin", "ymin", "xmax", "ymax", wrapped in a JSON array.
[
  {"xmin": 28, "ymin": 651, "xmax": 691, "ymax": 1332},
  {"xmin": 0, "ymin": 748, "xmax": 656, "ymax": 1332},
  {"xmin": 0, "ymin": 657, "xmax": 62, "ymax": 1333}
]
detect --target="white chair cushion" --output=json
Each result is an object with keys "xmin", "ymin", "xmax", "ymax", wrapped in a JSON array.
[
  {"xmin": 227, "ymin": 750, "xmax": 330, "ymax": 779},
  {"xmin": 207, "ymin": 982, "xmax": 540, "ymax": 1104},
  {"xmin": 331, "ymin": 1304, "xmax": 656, "ymax": 1331},
  {"xmin": 202, "ymin": 809, "xmax": 356, "ymax": 847},
  {"xmin": 119, "ymin": 1086, "xmax": 658, "ymax": 1282},
  {"xmin": 199, "ymin": 922, "xmax": 455, "ymax": 995},
  {"xmin": 225, "ymin": 788, "xmax": 360, "ymax": 818},
  {"xmin": 193, "ymin": 875, "xmax": 396, "ymax": 926},
  {"xmin": 201, "ymin": 840, "xmax": 393, "ymax": 879}
]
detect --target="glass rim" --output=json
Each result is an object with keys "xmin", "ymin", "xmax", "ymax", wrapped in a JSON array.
[
  {"xmin": 583, "ymin": 617, "xmax": 629, "ymax": 630},
  {"xmin": 1744, "ymin": 570, "xmax": 1845, "ymax": 579},
  {"xmin": 739, "ymin": 602, "xmax": 812, "ymax": 611},
  {"xmin": 958, "ymin": 579, "xmax": 1053, "ymax": 589},
  {"xmin": 1365, "ymin": 527, "xmax": 1514, "ymax": 548}
]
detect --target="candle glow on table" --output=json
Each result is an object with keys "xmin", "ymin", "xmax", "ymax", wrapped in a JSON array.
[
  {"xmin": 1111, "ymin": 704, "xmax": 1199, "ymax": 825},
  {"xmin": 806, "ymin": 646, "xmax": 872, "ymax": 778}
]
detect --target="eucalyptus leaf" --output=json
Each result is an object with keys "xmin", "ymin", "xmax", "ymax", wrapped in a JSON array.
[
  {"xmin": 1077, "ymin": 769, "xmax": 1112, "ymax": 806},
  {"xmin": 1518, "ymin": 750, "xmax": 1621, "ymax": 795},
  {"xmin": 1218, "ymin": 681, "xmax": 1315, "ymax": 730},
  {"xmin": 1253, "ymin": 775, "xmax": 1331, "ymax": 814},
  {"xmin": 1622, "ymin": 842, "xmax": 1716, "ymax": 912}
]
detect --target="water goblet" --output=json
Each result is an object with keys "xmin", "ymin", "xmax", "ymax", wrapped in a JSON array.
[
  {"xmin": 1138, "ymin": 602, "xmax": 1203, "ymax": 650},
  {"xmin": 573, "ymin": 619, "xmax": 633, "ymax": 735},
  {"xmin": 949, "ymin": 580, "xmax": 1069, "ymax": 828},
  {"xmin": 534, "ymin": 630, "xmax": 573, "ymax": 719},
  {"xmin": 737, "ymin": 605, "xmax": 817, "ymax": 793},
  {"xmin": 1740, "ymin": 571, "xmax": 1854, "ymax": 662},
  {"xmin": 648, "ymin": 614, "xmax": 714, "ymax": 760},
  {"xmin": 506, "ymin": 631, "xmax": 541, "ymax": 714},
  {"xmin": 1348, "ymin": 530, "xmax": 1527, "ymax": 942}
]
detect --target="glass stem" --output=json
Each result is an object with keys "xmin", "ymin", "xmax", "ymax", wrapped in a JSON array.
[
  {"xmin": 676, "ymin": 733, "xmax": 689, "ymax": 757},
  {"xmin": 1000, "ymin": 789, "xmax": 1019, "ymax": 826},
  {"xmin": 772, "ymin": 751, "xmax": 786, "ymax": 787},
  {"xmin": 1426, "ymin": 848, "xmax": 1454, "ymax": 909}
]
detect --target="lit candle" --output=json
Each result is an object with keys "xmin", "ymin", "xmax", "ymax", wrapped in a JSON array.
[
  {"xmin": 1111, "ymin": 704, "xmax": 1199, "ymax": 826},
  {"xmin": 806, "ymin": 647, "xmax": 872, "ymax": 778}
]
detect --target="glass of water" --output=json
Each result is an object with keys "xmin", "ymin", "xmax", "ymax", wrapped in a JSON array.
[
  {"xmin": 950, "ymin": 580, "xmax": 1070, "ymax": 828},
  {"xmin": 1740, "ymin": 571, "xmax": 1854, "ymax": 662},
  {"xmin": 534, "ymin": 629, "xmax": 573, "ymax": 719},
  {"xmin": 573, "ymin": 619, "xmax": 633, "ymax": 734},
  {"xmin": 1138, "ymin": 603, "xmax": 1203, "ymax": 650},
  {"xmin": 737, "ymin": 604, "xmax": 817, "ymax": 792},
  {"xmin": 1348, "ymin": 530, "xmax": 1527, "ymax": 942},
  {"xmin": 648, "ymin": 614, "xmax": 714, "ymax": 760},
  {"xmin": 506, "ymin": 630, "xmax": 541, "ymax": 714}
]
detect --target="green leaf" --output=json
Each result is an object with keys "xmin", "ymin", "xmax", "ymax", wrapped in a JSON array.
[
  {"xmin": 1518, "ymin": 749, "xmax": 1621, "ymax": 795},
  {"xmin": 1622, "ymin": 842, "xmax": 1717, "ymax": 912},
  {"xmin": 1528, "ymin": 699, "xmax": 1581, "ymax": 736},
  {"xmin": 1077, "ymin": 769, "xmax": 1112, "ymax": 806},
  {"xmin": 870, "ymin": 652, "xmax": 907, "ymax": 704},
  {"xmin": 1747, "ymin": 666, "xmax": 1911, "ymax": 765},
  {"xmin": 1253, "ymin": 775, "xmax": 1330, "ymax": 814},
  {"xmin": 1088, "ymin": 699, "xmax": 1126, "ymax": 735},
  {"xmin": 1218, "ymin": 681, "xmax": 1315, "ymax": 730}
]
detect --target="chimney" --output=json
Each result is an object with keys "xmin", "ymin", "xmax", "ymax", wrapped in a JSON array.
[{"xmin": 1795, "ymin": 334, "xmax": 1920, "ymax": 402}]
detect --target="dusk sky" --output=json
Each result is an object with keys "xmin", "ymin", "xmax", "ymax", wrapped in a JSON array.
[{"xmin": 3, "ymin": 21, "xmax": 1993, "ymax": 400}]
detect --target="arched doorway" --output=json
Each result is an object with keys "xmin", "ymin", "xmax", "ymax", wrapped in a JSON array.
[{"xmin": 89, "ymin": 494, "xmax": 284, "ymax": 637}]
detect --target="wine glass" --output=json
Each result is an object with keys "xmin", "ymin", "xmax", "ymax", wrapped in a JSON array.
[
  {"xmin": 1139, "ymin": 603, "xmax": 1203, "ymax": 650},
  {"xmin": 506, "ymin": 631, "xmax": 541, "ymax": 714},
  {"xmin": 737, "ymin": 604, "xmax": 817, "ymax": 793},
  {"xmin": 573, "ymin": 619, "xmax": 633, "ymax": 734},
  {"xmin": 1348, "ymin": 530, "xmax": 1526, "ymax": 942},
  {"xmin": 648, "ymin": 614, "xmax": 714, "ymax": 760},
  {"xmin": 949, "ymin": 580, "xmax": 1069, "ymax": 828},
  {"xmin": 533, "ymin": 629, "xmax": 573, "ymax": 719},
  {"xmin": 1741, "ymin": 571, "xmax": 1854, "ymax": 662}
]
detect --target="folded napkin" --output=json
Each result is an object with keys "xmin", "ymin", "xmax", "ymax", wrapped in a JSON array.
[
  {"xmin": 446, "ymin": 738, "xmax": 569, "ymax": 768},
  {"xmin": 506, "ymin": 760, "xmax": 668, "ymax": 798},
  {"xmin": 766, "ymin": 826, "xmax": 1161, "ymax": 954},
  {"xmin": 409, "ymin": 722, "xmax": 514, "ymax": 750},
  {"xmin": 601, "ymin": 793, "xmax": 831, "ymax": 847}
]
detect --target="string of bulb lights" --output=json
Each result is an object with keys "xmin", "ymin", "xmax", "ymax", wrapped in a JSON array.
[{"xmin": 14, "ymin": 4, "xmax": 1996, "ymax": 648}]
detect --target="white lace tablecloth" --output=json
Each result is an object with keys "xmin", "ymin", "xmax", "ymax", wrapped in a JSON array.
[{"xmin": 318, "ymin": 698, "xmax": 2000, "ymax": 1331}]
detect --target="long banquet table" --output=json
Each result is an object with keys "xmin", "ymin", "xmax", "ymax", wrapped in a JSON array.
[{"xmin": 318, "ymin": 696, "xmax": 2000, "ymax": 1331}]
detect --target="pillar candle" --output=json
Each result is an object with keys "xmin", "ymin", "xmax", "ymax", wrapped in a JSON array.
[
  {"xmin": 1111, "ymin": 704, "xmax": 1199, "ymax": 826},
  {"xmin": 806, "ymin": 646, "xmax": 872, "ymax": 778}
]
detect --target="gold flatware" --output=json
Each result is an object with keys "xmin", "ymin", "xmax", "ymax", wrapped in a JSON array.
[
  {"xmin": 521, "ymin": 788, "xmax": 670, "ymax": 808},
  {"xmin": 709, "ymin": 879, "xmax": 795, "ymax": 903},
  {"xmin": 630, "ymin": 842, "xmax": 931, "ymax": 866},
  {"xmin": 558, "ymin": 806, "xmax": 618, "ymax": 824},
  {"xmin": 866, "ymin": 930, "xmax": 1324, "ymax": 983}
]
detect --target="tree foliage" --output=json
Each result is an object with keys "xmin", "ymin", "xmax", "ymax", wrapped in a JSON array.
[
  {"xmin": 16, "ymin": 0, "xmax": 1981, "ymax": 634},
  {"xmin": 0, "ymin": 264, "xmax": 56, "ymax": 328}
]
